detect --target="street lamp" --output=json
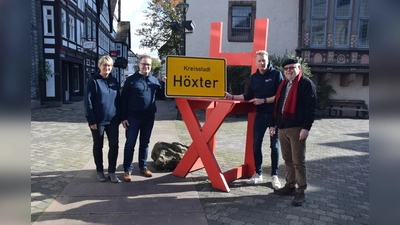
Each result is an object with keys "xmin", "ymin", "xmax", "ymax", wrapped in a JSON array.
[{"xmin": 176, "ymin": 0, "xmax": 189, "ymax": 56}]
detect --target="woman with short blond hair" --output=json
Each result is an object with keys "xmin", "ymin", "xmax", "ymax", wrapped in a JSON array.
[{"xmin": 84, "ymin": 55, "xmax": 121, "ymax": 183}]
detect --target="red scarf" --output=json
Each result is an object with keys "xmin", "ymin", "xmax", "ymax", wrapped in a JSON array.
[{"xmin": 274, "ymin": 71, "xmax": 303, "ymax": 120}]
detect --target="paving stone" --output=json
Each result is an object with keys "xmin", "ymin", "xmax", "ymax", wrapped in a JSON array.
[{"xmin": 31, "ymin": 100, "xmax": 369, "ymax": 225}]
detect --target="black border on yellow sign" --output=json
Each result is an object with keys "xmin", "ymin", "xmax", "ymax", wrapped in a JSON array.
[{"xmin": 165, "ymin": 55, "xmax": 227, "ymax": 98}]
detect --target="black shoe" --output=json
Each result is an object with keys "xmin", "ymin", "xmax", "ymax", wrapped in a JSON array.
[
  {"xmin": 274, "ymin": 186, "xmax": 296, "ymax": 195},
  {"xmin": 108, "ymin": 173, "xmax": 121, "ymax": 183},
  {"xmin": 97, "ymin": 172, "xmax": 106, "ymax": 182},
  {"xmin": 292, "ymin": 192, "xmax": 306, "ymax": 206}
]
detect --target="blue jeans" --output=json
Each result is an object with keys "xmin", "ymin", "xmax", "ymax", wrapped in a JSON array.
[
  {"xmin": 253, "ymin": 112, "xmax": 280, "ymax": 176},
  {"xmin": 90, "ymin": 121, "xmax": 119, "ymax": 173},
  {"xmin": 123, "ymin": 115, "xmax": 155, "ymax": 172}
]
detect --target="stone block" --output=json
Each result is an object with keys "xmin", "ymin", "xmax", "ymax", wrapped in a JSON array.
[{"xmin": 151, "ymin": 141, "xmax": 189, "ymax": 171}]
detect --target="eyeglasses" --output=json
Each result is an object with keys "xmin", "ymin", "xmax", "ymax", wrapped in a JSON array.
[
  {"xmin": 140, "ymin": 63, "xmax": 151, "ymax": 66},
  {"xmin": 283, "ymin": 66, "xmax": 297, "ymax": 71}
]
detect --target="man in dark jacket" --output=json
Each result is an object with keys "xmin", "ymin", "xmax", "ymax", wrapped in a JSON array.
[
  {"xmin": 85, "ymin": 55, "xmax": 121, "ymax": 183},
  {"xmin": 121, "ymin": 55, "xmax": 161, "ymax": 182},
  {"xmin": 269, "ymin": 58, "xmax": 317, "ymax": 206},
  {"xmin": 225, "ymin": 50, "xmax": 283, "ymax": 189}
]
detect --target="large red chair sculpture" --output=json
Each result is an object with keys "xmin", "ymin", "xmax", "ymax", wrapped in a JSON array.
[{"xmin": 172, "ymin": 19, "xmax": 270, "ymax": 192}]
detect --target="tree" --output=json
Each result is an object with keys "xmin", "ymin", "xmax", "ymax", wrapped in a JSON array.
[
  {"xmin": 269, "ymin": 51, "xmax": 312, "ymax": 78},
  {"xmin": 151, "ymin": 57, "xmax": 161, "ymax": 74},
  {"xmin": 135, "ymin": 0, "xmax": 182, "ymax": 60},
  {"xmin": 136, "ymin": 54, "xmax": 162, "ymax": 74}
]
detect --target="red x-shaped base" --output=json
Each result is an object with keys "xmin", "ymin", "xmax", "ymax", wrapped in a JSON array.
[{"xmin": 172, "ymin": 98, "xmax": 256, "ymax": 192}]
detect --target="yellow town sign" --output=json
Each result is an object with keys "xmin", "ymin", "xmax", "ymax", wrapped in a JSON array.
[{"xmin": 165, "ymin": 56, "xmax": 226, "ymax": 98}]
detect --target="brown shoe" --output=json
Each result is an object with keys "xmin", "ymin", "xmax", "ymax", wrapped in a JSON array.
[
  {"xmin": 140, "ymin": 168, "xmax": 153, "ymax": 177},
  {"xmin": 123, "ymin": 171, "xmax": 131, "ymax": 182}
]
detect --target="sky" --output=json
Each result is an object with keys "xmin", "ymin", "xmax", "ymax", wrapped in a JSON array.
[{"xmin": 120, "ymin": 0, "xmax": 158, "ymax": 58}]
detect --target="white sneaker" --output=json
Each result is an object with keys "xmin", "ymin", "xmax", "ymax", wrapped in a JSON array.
[
  {"xmin": 246, "ymin": 173, "xmax": 263, "ymax": 184},
  {"xmin": 271, "ymin": 175, "xmax": 281, "ymax": 189}
]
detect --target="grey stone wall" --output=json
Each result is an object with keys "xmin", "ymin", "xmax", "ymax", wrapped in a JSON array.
[{"xmin": 31, "ymin": 0, "xmax": 43, "ymax": 102}]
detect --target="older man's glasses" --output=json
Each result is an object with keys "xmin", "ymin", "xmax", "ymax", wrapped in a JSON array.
[
  {"xmin": 140, "ymin": 63, "xmax": 151, "ymax": 66},
  {"xmin": 283, "ymin": 66, "xmax": 296, "ymax": 71}
]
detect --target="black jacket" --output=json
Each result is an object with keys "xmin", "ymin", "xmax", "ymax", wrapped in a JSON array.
[
  {"xmin": 84, "ymin": 73, "xmax": 120, "ymax": 126},
  {"xmin": 274, "ymin": 75, "xmax": 317, "ymax": 130},
  {"xmin": 120, "ymin": 71, "xmax": 161, "ymax": 120}
]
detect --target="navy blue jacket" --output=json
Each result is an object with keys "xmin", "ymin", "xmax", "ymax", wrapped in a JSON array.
[
  {"xmin": 84, "ymin": 73, "xmax": 120, "ymax": 126},
  {"xmin": 120, "ymin": 71, "xmax": 161, "ymax": 120},
  {"xmin": 242, "ymin": 63, "xmax": 283, "ymax": 114}
]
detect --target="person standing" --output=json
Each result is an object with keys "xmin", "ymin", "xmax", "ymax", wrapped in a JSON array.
[
  {"xmin": 269, "ymin": 58, "xmax": 317, "ymax": 206},
  {"xmin": 121, "ymin": 55, "xmax": 161, "ymax": 182},
  {"xmin": 225, "ymin": 50, "xmax": 283, "ymax": 189},
  {"xmin": 85, "ymin": 55, "xmax": 121, "ymax": 183}
]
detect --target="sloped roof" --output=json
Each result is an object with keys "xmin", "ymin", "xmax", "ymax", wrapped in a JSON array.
[
  {"xmin": 116, "ymin": 21, "xmax": 131, "ymax": 47},
  {"xmin": 110, "ymin": 0, "xmax": 117, "ymax": 15}
]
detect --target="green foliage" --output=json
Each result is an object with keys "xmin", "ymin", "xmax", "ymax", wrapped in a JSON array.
[
  {"xmin": 38, "ymin": 60, "xmax": 56, "ymax": 81},
  {"xmin": 135, "ymin": 0, "xmax": 182, "ymax": 59},
  {"xmin": 151, "ymin": 57, "xmax": 162, "ymax": 73},
  {"xmin": 269, "ymin": 51, "xmax": 312, "ymax": 78},
  {"xmin": 316, "ymin": 85, "xmax": 336, "ymax": 110},
  {"xmin": 227, "ymin": 66, "xmax": 251, "ymax": 94}
]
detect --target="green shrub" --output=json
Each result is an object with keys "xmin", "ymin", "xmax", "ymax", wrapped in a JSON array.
[{"xmin": 316, "ymin": 85, "xmax": 336, "ymax": 109}]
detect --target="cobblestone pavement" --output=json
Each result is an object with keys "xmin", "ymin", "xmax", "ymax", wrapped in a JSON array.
[
  {"xmin": 31, "ymin": 102, "xmax": 94, "ymax": 223},
  {"xmin": 31, "ymin": 99, "xmax": 369, "ymax": 224},
  {"xmin": 168, "ymin": 100, "xmax": 369, "ymax": 225}
]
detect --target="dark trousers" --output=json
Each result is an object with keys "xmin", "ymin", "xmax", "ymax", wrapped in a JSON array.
[
  {"xmin": 253, "ymin": 112, "xmax": 280, "ymax": 176},
  {"xmin": 278, "ymin": 127, "xmax": 307, "ymax": 192},
  {"xmin": 90, "ymin": 121, "xmax": 119, "ymax": 173},
  {"xmin": 123, "ymin": 115, "xmax": 155, "ymax": 172}
]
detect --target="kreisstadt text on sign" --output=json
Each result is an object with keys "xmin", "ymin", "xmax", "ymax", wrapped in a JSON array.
[{"xmin": 166, "ymin": 56, "xmax": 226, "ymax": 98}]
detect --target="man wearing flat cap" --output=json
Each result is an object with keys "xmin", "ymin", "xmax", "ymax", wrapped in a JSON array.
[{"xmin": 269, "ymin": 58, "xmax": 317, "ymax": 206}]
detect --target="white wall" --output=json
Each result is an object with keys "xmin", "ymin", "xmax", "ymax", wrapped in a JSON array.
[
  {"xmin": 326, "ymin": 75, "xmax": 369, "ymax": 117},
  {"xmin": 328, "ymin": 75, "xmax": 369, "ymax": 106},
  {"xmin": 186, "ymin": 0, "xmax": 299, "ymax": 58}
]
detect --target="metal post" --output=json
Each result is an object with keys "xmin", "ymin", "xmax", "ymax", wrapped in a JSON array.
[
  {"xmin": 176, "ymin": 0, "xmax": 188, "ymax": 120},
  {"xmin": 180, "ymin": 2, "xmax": 186, "ymax": 56}
]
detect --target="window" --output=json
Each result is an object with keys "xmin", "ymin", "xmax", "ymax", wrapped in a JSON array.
[
  {"xmin": 73, "ymin": 66, "xmax": 80, "ymax": 93},
  {"xmin": 61, "ymin": 9, "xmax": 67, "ymax": 38},
  {"xmin": 77, "ymin": 20, "xmax": 83, "ymax": 45},
  {"xmin": 81, "ymin": 19, "xmax": 86, "ymax": 41},
  {"xmin": 78, "ymin": 0, "xmax": 85, "ymax": 11},
  {"xmin": 92, "ymin": 20, "xmax": 96, "ymax": 41},
  {"xmin": 311, "ymin": 0, "xmax": 327, "ymax": 46},
  {"xmin": 100, "ymin": 0, "xmax": 110, "ymax": 25},
  {"xmin": 43, "ymin": 6, "xmax": 54, "ymax": 36},
  {"xmin": 88, "ymin": 0, "xmax": 97, "ymax": 12},
  {"xmin": 69, "ymin": 15, "xmax": 75, "ymax": 42},
  {"xmin": 334, "ymin": 0, "xmax": 352, "ymax": 47},
  {"xmin": 87, "ymin": 18, "xmax": 92, "ymax": 40},
  {"xmin": 358, "ymin": 0, "xmax": 369, "ymax": 47},
  {"xmin": 228, "ymin": 1, "xmax": 256, "ymax": 42}
]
